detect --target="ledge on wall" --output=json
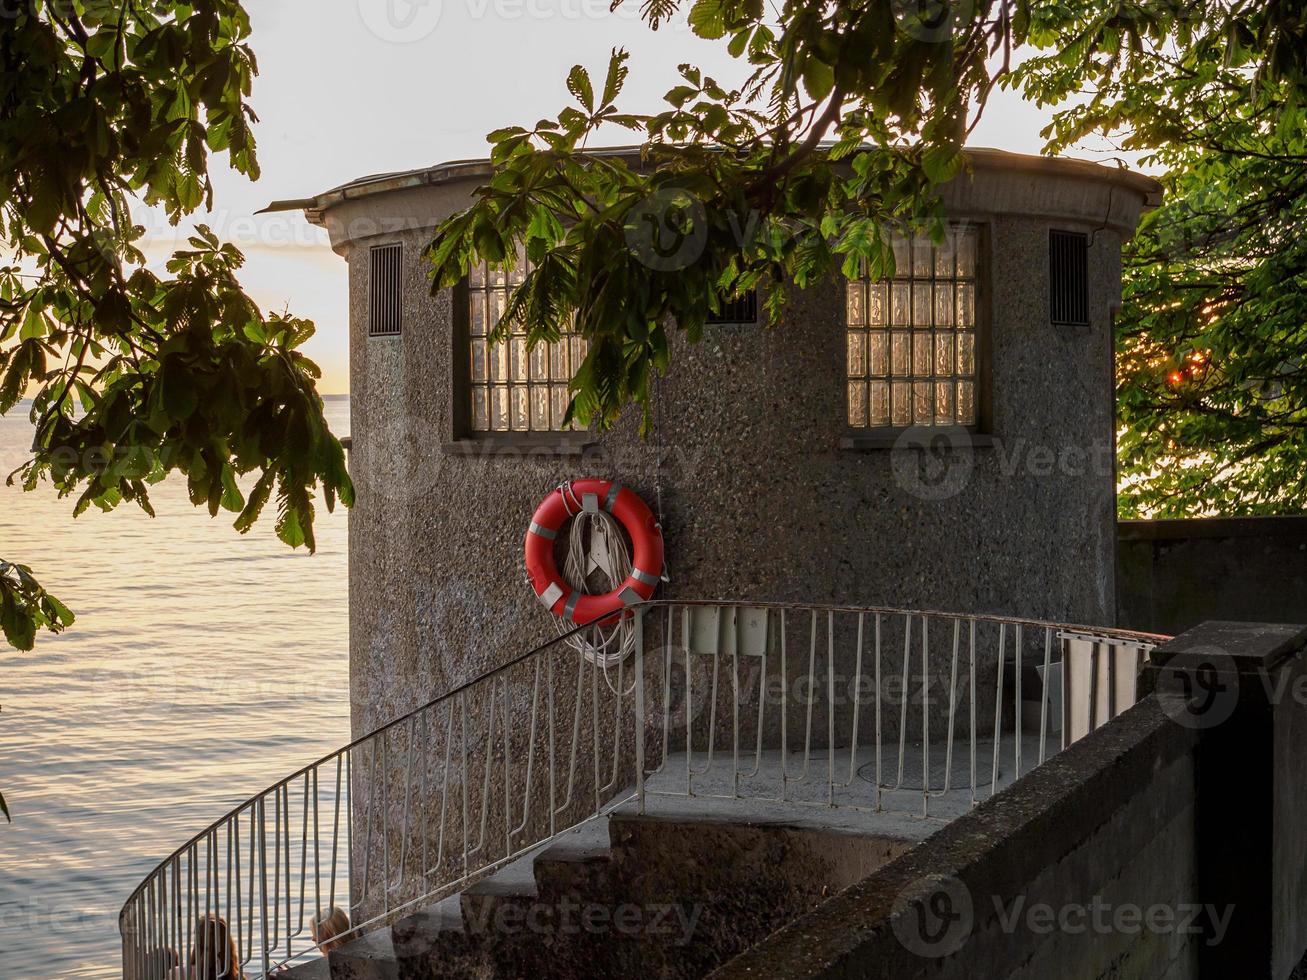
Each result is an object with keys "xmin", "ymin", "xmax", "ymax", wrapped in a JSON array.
[
  {"xmin": 839, "ymin": 432, "xmax": 999, "ymax": 451},
  {"xmin": 1119, "ymin": 515, "xmax": 1307, "ymax": 541},
  {"xmin": 442, "ymin": 434, "xmax": 595, "ymax": 458}
]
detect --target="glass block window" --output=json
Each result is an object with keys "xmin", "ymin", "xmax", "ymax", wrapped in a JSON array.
[
  {"xmin": 846, "ymin": 228, "xmax": 982, "ymax": 431},
  {"xmin": 846, "ymin": 225, "xmax": 980, "ymax": 429},
  {"xmin": 466, "ymin": 258, "xmax": 587, "ymax": 433}
]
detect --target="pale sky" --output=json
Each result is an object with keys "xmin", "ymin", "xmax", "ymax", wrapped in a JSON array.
[{"xmin": 139, "ymin": 1, "xmax": 1105, "ymax": 394}]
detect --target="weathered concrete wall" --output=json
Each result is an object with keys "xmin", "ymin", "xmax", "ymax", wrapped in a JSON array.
[
  {"xmin": 714, "ymin": 695, "xmax": 1205, "ymax": 980},
  {"xmin": 1117, "ymin": 517, "xmax": 1307, "ymax": 635},
  {"xmin": 715, "ymin": 619, "xmax": 1307, "ymax": 980},
  {"xmin": 313, "ymin": 151, "xmax": 1157, "ymax": 746}
]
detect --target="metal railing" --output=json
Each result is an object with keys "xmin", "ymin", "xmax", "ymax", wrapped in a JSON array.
[{"xmin": 119, "ymin": 600, "xmax": 1166, "ymax": 978}]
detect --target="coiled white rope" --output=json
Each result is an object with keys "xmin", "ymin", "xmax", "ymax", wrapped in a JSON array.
[{"xmin": 554, "ymin": 482, "xmax": 637, "ymax": 692}]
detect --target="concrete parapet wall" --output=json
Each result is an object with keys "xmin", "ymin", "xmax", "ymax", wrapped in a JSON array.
[
  {"xmin": 715, "ymin": 619, "xmax": 1307, "ymax": 980},
  {"xmin": 1117, "ymin": 517, "xmax": 1307, "ymax": 635},
  {"xmin": 713, "ymin": 695, "xmax": 1201, "ymax": 980}
]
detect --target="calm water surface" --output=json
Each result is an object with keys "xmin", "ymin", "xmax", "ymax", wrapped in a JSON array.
[{"xmin": 0, "ymin": 397, "xmax": 351, "ymax": 979}]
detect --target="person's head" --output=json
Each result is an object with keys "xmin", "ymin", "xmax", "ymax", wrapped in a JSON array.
[
  {"xmin": 145, "ymin": 946, "xmax": 178, "ymax": 975},
  {"xmin": 190, "ymin": 915, "xmax": 241, "ymax": 980},
  {"xmin": 309, "ymin": 906, "xmax": 350, "ymax": 954}
]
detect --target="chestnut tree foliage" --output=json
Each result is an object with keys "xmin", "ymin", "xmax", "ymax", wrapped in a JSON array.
[
  {"xmin": 0, "ymin": 2, "xmax": 1302, "ymax": 799},
  {"xmin": 0, "ymin": 1, "xmax": 353, "ymax": 672},
  {"xmin": 427, "ymin": 0, "xmax": 1307, "ymax": 516},
  {"xmin": 1018, "ymin": 10, "xmax": 1307, "ymax": 517}
]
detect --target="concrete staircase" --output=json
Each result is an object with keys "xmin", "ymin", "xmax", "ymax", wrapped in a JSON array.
[{"xmin": 290, "ymin": 798, "xmax": 914, "ymax": 980}]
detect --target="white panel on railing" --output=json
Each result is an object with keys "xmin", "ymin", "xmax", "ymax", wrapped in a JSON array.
[
  {"xmin": 1060, "ymin": 632, "xmax": 1152, "ymax": 745},
  {"xmin": 686, "ymin": 605, "xmax": 769, "ymax": 657}
]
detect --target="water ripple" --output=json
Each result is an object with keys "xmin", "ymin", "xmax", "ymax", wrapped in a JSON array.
[{"xmin": 0, "ymin": 398, "xmax": 351, "ymax": 979}]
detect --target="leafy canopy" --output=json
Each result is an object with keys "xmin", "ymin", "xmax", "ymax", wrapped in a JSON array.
[
  {"xmin": 0, "ymin": 1, "xmax": 352, "ymax": 666},
  {"xmin": 1014, "ymin": 5, "xmax": 1307, "ymax": 516},
  {"xmin": 428, "ymin": 0, "xmax": 1307, "ymax": 518}
]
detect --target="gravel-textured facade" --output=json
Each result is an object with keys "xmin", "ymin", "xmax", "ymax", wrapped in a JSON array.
[{"xmin": 285, "ymin": 149, "xmax": 1161, "ymax": 742}]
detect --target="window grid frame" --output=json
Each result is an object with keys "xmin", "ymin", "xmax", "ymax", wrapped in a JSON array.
[
  {"xmin": 451, "ymin": 260, "xmax": 590, "ymax": 444},
  {"xmin": 844, "ymin": 222, "xmax": 992, "ymax": 438}
]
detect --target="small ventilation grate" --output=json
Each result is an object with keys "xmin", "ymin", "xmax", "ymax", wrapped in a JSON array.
[
  {"xmin": 706, "ymin": 289, "xmax": 759, "ymax": 325},
  {"xmin": 1049, "ymin": 230, "xmax": 1089, "ymax": 326},
  {"xmin": 369, "ymin": 243, "xmax": 403, "ymax": 337}
]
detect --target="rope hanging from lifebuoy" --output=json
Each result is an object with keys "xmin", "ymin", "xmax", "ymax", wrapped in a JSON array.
[{"xmin": 524, "ymin": 478, "xmax": 664, "ymax": 629}]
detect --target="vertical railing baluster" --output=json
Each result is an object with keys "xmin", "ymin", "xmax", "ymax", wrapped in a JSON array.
[
  {"xmin": 802, "ymin": 610, "xmax": 816, "ymax": 786},
  {"xmin": 504, "ymin": 675, "xmax": 512, "ymax": 851},
  {"xmin": 257, "ymin": 797, "xmax": 269, "ymax": 977},
  {"xmin": 461, "ymin": 693, "xmax": 469, "ymax": 880},
  {"xmin": 848, "ymin": 612, "xmax": 864, "ymax": 788},
  {"xmin": 1089, "ymin": 641, "xmax": 1101, "ymax": 734},
  {"xmin": 732, "ymin": 608, "xmax": 741, "ymax": 798},
  {"xmin": 685, "ymin": 608, "xmax": 693, "ymax": 795},
  {"xmin": 992, "ymin": 623, "xmax": 1006, "ymax": 798},
  {"xmin": 780, "ymin": 608, "xmax": 788, "ymax": 801},
  {"xmin": 1039, "ymin": 627, "xmax": 1053, "ymax": 765},
  {"xmin": 941, "ymin": 618, "xmax": 961, "ymax": 794},
  {"xmin": 922, "ymin": 615, "xmax": 930, "ymax": 818},
  {"xmin": 827, "ymin": 611, "xmax": 835, "ymax": 806},
  {"xmin": 547, "ymin": 653, "xmax": 557, "ymax": 836},
  {"xmin": 1015, "ymin": 624, "xmax": 1023, "ymax": 779},
  {"xmin": 435, "ymin": 706, "xmax": 453, "ymax": 870},
  {"xmin": 874, "ymin": 613, "xmax": 882, "ymax": 810},
  {"xmin": 311, "ymin": 766, "xmax": 321, "ymax": 937},
  {"xmin": 330, "ymin": 755, "xmax": 342, "ymax": 913},
  {"xmin": 636, "ymin": 607, "xmax": 647, "ymax": 814},
  {"xmin": 1060, "ymin": 635, "xmax": 1069, "ymax": 752},
  {"xmin": 512, "ymin": 660, "xmax": 542, "ymax": 836},
  {"xmin": 380, "ymin": 732, "xmax": 390, "ymax": 901},
  {"xmin": 895, "ymin": 613, "xmax": 912, "ymax": 790}
]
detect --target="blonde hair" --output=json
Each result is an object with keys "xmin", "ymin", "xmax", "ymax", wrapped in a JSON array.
[{"xmin": 310, "ymin": 906, "xmax": 351, "ymax": 953}]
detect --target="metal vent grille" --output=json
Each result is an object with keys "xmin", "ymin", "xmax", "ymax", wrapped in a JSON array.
[
  {"xmin": 369, "ymin": 243, "xmax": 403, "ymax": 337},
  {"xmin": 706, "ymin": 290, "xmax": 759, "ymax": 325},
  {"xmin": 1049, "ymin": 230, "xmax": 1089, "ymax": 326}
]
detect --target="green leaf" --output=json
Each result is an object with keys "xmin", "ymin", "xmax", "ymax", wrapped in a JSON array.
[
  {"xmin": 666, "ymin": 85, "xmax": 698, "ymax": 108},
  {"xmin": 802, "ymin": 57, "xmax": 834, "ymax": 103},
  {"xmin": 921, "ymin": 145, "xmax": 962, "ymax": 184},
  {"xmin": 688, "ymin": 0, "xmax": 726, "ymax": 39},
  {"xmin": 600, "ymin": 49, "xmax": 630, "ymax": 109},
  {"xmin": 567, "ymin": 65, "xmax": 594, "ymax": 112}
]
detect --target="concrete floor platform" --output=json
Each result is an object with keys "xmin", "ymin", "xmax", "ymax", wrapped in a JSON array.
[{"xmin": 634, "ymin": 733, "xmax": 1048, "ymax": 841}]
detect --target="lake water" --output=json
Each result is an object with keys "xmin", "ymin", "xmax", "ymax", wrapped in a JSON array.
[{"xmin": 0, "ymin": 396, "xmax": 352, "ymax": 979}]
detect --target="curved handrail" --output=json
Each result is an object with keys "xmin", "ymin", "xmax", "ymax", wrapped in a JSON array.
[
  {"xmin": 119, "ymin": 600, "xmax": 1168, "ymax": 978},
  {"xmin": 118, "ymin": 616, "xmax": 595, "ymax": 914}
]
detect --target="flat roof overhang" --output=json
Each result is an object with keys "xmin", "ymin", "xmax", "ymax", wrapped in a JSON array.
[{"xmin": 261, "ymin": 146, "xmax": 1163, "ymax": 228}]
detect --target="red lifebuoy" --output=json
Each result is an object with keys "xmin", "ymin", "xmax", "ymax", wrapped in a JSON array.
[{"xmin": 525, "ymin": 479, "xmax": 663, "ymax": 625}]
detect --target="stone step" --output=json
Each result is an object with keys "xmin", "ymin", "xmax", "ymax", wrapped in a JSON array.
[
  {"xmin": 327, "ymin": 926, "xmax": 399, "ymax": 980},
  {"xmin": 280, "ymin": 955, "xmax": 330, "ymax": 979},
  {"xmin": 391, "ymin": 895, "xmax": 490, "ymax": 980},
  {"xmin": 530, "ymin": 820, "xmax": 616, "ymax": 904},
  {"xmin": 458, "ymin": 844, "xmax": 541, "ymax": 937},
  {"xmin": 355, "ymin": 797, "xmax": 917, "ymax": 980}
]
